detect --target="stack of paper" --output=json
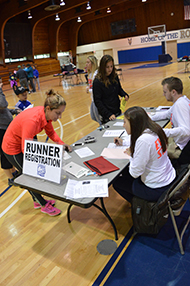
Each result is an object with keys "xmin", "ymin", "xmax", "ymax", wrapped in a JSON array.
[
  {"xmin": 103, "ymin": 130, "xmax": 127, "ymax": 137},
  {"xmin": 101, "ymin": 148, "xmax": 130, "ymax": 159},
  {"xmin": 64, "ymin": 178, "xmax": 108, "ymax": 199}
]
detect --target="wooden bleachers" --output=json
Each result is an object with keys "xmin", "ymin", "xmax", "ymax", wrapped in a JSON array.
[
  {"xmin": 34, "ymin": 58, "xmax": 61, "ymax": 77},
  {"xmin": 0, "ymin": 58, "xmax": 61, "ymax": 86}
]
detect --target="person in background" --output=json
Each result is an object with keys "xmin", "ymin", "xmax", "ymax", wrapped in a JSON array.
[
  {"xmin": 0, "ymin": 78, "xmax": 20, "ymax": 179},
  {"xmin": 25, "ymin": 63, "xmax": 36, "ymax": 93},
  {"xmin": 16, "ymin": 65, "xmax": 30, "ymax": 91},
  {"xmin": 9, "ymin": 71, "xmax": 17, "ymax": 89},
  {"xmin": 93, "ymin": 55, "xmax": 129, "ymax": 124},
  {"xmin": 2, "ymin": 89, "xmax": 72, "ymax": 216},
  {"xmin": 13, "ymin": 85, "xmax": 32, "ymax": 111},
  {"xmin": 32, "ymin": 65, "xmax": 40, "ymax": 91},
  {"xmin": 113, "ymin": 106, "xmax": 176, "ymax": 203},
  {"xmin": 86, "ymin": 55, "xmax": 102, "ymax": 126},
  {"xmin": 151, "ymin": 77, "xmax": 190, "ymax": 159}
]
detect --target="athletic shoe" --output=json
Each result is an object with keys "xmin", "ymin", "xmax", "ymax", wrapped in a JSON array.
[
  {"xmin": 34, "ymin": 199, "xmax": 56, "ymax": 209},
  {"xmin": 41, "ymin": 202, "xmax": 61, "ymax": 216}
]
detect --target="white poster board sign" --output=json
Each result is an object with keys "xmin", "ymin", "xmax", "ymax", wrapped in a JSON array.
[{"xmin": 23, "ymin": 140, "xmax": 63, "ymax": 184}]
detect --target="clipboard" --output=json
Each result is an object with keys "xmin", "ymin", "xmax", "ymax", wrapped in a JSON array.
[{"xmin": 83, "ymin": 156, "xmax": 119, "ymax": 176}]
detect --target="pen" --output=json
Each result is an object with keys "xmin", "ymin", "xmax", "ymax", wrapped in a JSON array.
[
  {"xmin": 115, "ymin": 130, "xmax": 125, "ymax": 144},
  {"xmin": 119, "ymin": 131, "xmax": 125, "ymax": 138}
]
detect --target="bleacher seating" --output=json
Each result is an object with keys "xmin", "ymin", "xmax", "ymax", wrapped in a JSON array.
[{"xmin": 0, "ymin": 58, "xmax": 61, "ymax": 87}]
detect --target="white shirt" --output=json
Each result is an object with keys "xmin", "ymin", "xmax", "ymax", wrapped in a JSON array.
[
  {"xmin": 128, "ymin": 130, "xmax": 176, "ymax": 188},
  {"xmin": 151, "ymin": 96, "xmax": 190, "ymax": 149}
]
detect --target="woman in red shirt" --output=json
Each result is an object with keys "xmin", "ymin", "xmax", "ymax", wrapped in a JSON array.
[{"xmin": 2, "ymin": 89, "xmax": 72, "ymax": 216}]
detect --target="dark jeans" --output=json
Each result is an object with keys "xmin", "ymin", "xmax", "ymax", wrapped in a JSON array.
[
  {"xmin": 113, "ymin": 165, "xmax": 174, "ymax": 203},
  {"xmin": 3, "ymin": 151, "xmax": 47, "ymax": 206},
  {"xmin": 28, "ymin": 77, "xmax": 36, "ymax": 92}
]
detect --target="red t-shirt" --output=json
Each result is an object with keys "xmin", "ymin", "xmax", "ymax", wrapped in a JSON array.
[{"xmin": 2, "ymin": 106, "xmax": 64, "ymax": 155}]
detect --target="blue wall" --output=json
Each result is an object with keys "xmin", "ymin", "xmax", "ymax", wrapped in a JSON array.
[
  {"xmin": 177, "ymin": 42, "xmax": 190, "ymax": 58},
  {"xmin": 118, "ymin": 46, "xmax": 162, "ymax": 64}
]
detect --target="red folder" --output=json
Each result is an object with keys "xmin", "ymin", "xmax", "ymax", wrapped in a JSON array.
[{"xmin": 83, "ymin": 156, "xmax": 119, "ymax": 176}]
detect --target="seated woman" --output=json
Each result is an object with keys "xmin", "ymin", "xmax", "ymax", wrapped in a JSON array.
[{"xmin": 113, "ymin": 106, "xmax": 176, "ymax": 203}]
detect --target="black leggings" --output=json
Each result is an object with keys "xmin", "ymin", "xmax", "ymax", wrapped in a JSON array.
[{"xmin": 4, "ymin": 152, "xmax": 47, "ymax": 206}]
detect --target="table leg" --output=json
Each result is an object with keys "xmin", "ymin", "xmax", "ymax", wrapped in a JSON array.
[
  {"xmin": 93, "ymin": 198, "xmax": 118, "ymax": 240},
  {"xmin": 67, "ymin": 204, "xmax": 73, "ymax": 223},
  {"xmin": 66, "ymin": 199, "xmax": 118, "ymax": 240}
]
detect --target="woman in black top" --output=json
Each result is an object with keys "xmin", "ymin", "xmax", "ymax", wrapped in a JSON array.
[{"xmin": 93, "ymin": 55, "xmax": 129, "ymax": 124}]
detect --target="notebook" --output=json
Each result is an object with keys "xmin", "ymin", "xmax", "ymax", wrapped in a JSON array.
[{"xmin": 83, "ymin": 156, "xmax": 119, "ymax": 176}]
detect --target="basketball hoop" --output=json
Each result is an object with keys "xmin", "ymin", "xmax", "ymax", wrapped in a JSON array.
[{"xmin": 148, "ymin": 24, "xmax": 166, "ymax": 40}]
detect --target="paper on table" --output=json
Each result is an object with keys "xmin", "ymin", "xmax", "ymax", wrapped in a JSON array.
[
  {"xmin": 64, "ymin": 179, "xmax": 79, "ymax": 199},
  {"xmin": 101, "ymin": 148, "xmax": 130, "ymax": 159},
  {"xmin": 113, "ymin": 122, "xmax": 123, "ymax": 126},
  {"xmin": 103, "ymin": 130, "xmax": 127, "ymax": 137},
  {"xmin": 63, "ymin": 161, "xmax": 88, "ymax": 178},
  {"xmin": 63, "ymin": 151, "xmax": 71, "ymax": 160},
  {"xmin": 147, "ymin": 111, "xmax": 156, "ymax": 116},
  {"xmin": 107, "ymin": 143, "xmax": 128, "ymax": 149},
  {"xmin": 64, "ymin": 178, "xmax": 108, "ymax": 199},
  {"xmin": 74, "ymin": 146, "xmax": 95, "ymax": 158}
]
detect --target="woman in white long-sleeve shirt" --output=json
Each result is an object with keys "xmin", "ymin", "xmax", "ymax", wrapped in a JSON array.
[{"xmin": 113, "ymin": 106, "xmax": 176, "ymax": 203}]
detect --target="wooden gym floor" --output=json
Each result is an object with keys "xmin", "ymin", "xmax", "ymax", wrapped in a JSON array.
[{"xmin": 0, "ymin": 61, "xmax": 189, "ymax": 286}]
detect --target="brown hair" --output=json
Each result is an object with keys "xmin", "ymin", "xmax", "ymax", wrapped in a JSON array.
[
  {"xmin": 44, "ymin": 89, "xmax": 66, "ymax": 110},
  {"xmin": 96, "ymin": 55, "xmax": 117, "ymax": 87},
  {"xmin": 161, "ymin": 77, "xmax": 183, "ymax": 94},
  {"xmin": 124, "ymin": 106, "xmax": 168, "ymax": 157}
]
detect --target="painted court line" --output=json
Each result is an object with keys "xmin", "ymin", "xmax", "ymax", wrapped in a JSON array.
[
  {"xmin": 100, "ymin": 233, "xmax": 136, "ymax": 286},
  {"xmin": 0, "ymin": 185, "xmax": 12, "ymax": 197},
  {"xmin": 0, "ymin": 189, "xmax": 27, "ymax": 218},
  {"xmin": 130, "ymin": 67, "xmax": 184, "ymax": 95}
]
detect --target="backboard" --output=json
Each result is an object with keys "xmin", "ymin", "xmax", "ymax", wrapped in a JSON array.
[{"xmin": 148, "ymin": 24, "xmax": 166, "ymax": 39}]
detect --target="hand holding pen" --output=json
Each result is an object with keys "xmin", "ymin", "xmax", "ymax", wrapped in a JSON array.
[{"xmin": 114, "ymin": 131, "xmax": 125, "ymax": 146}]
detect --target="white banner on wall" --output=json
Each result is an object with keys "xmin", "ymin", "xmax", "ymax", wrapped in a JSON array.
[
  {"xmin": 23, "ymin": 140, "xmax": 63, "ymax": 184},
  {"xmin": 77, "ymin": 28, "xmax": 190, "ymax": 64}
]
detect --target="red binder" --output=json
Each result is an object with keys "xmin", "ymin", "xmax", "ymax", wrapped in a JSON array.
[{"xmin": 83, "ymin": 156, "xmax": 119, "ymax": 176}]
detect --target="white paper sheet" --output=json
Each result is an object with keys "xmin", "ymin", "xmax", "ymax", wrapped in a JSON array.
[
  {"xmin": 101, "ymin": 148, "xmax": 130, "ymax": 159},
  {"xmin": 103, "ymin": 130, "xmax": 127, "ymax": 137},
  {"xmin": 63, "ymin": 151, "xmax": 71, "ymax": 160},
  {"xmin": 113, "ymin": 122, "xmax": 124, "ymax": 126},
  {"xmin": 74, "ymin": 146, "xmax": 95, "ymax": 158},
  {"xmin": 107, "ymin": 143, "xmax": 128, "ymax": 150},
  {"xmin": 65, "ymin": 178, "xmax": 108, "ymax": 198}
]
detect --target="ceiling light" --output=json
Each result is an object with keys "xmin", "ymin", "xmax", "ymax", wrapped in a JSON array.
[
  {"xmin": 86, "ymin": 2, "xmax": 91, "ymax": 10},
  {"xmin": 28, "ymin": 10, "xmax": 32, "ymax": 19},
  {"xmin": 60, "ymin": 0, "xmax": 65, "ymax": 6},
  {"xmin": 77, "ymin": 17, "xmax": 82, "ymax": 22},
  {"xmin": 55, "ymin": 13, "xmax": 60, "ymax": 21},
  {"xmin": 107, "ymin": 7, "xmax": 111, "ymax": 13},
  {"xmin": 142, "ymin": 0, "xmax": 147, "ymax": 2}
]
